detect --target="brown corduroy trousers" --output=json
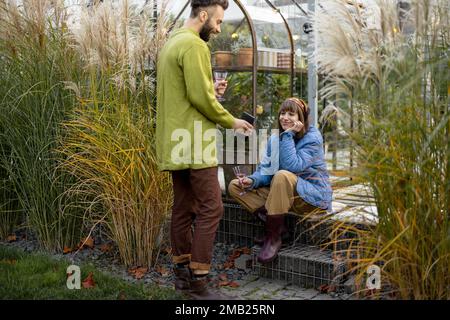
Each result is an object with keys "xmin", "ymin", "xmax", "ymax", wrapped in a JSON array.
[
  {"xmin": 170, "ymin": 167, "xmax": 223, "ymax": 272},
  {"xmin": 228, "ymin": 170, "xmax": 320, "ymax": 216}
]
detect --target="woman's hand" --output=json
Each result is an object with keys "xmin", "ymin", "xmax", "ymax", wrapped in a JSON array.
[
  {"xmin": 285, "ymin": 120, "xmax": 304, "ymax": 133},
  {"xmin": 240, "ymin": 177, "xmax": 253, "ymax": 188}
]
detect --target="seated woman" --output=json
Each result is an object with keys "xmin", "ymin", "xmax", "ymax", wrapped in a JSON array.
[{"xmin": 229, "ymin": 98, "xmax": 332, "ymax": 264}]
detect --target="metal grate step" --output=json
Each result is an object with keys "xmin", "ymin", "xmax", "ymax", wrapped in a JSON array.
[{"xmin": 251, "ymin": 244, "xmax": 347, "ymax": 289}]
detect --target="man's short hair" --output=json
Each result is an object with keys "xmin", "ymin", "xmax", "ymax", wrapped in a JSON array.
[{"xmin": 190, "ymin": 0, "xmax": 229, "ymax": 18}]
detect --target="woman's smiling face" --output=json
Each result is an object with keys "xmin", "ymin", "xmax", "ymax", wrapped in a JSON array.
[{"xmin": 279, "ymin": 109, "xmax": 300, "ymax": 131}]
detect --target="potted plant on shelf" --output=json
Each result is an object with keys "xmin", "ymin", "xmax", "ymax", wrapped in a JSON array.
[
  {"xmin": 210, "ymin": 34, "xmax": 234, "ymax": 68},
  {"xmin": 232, "ymin": 35, "xmax": 253, "ymax": 67}
]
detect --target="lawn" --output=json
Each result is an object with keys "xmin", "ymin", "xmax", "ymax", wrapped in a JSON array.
[{"xmin": 0, "ymin": 245, "xmax": 183, "ymax": 300}]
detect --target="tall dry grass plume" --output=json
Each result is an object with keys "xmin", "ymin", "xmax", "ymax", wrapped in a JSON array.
[
  {"xmin": 60, "ymin": 0, "xmax": 172, "ymax": 267},
  {"xmin": 0, "ymin": 0, "xmax": 85, "ymax": 250},
  {"xmin": 312, "ymin": 0, "xmax": 449, "ymax": 299}
]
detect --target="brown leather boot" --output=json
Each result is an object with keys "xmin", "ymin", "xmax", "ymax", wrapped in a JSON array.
[
  {"xmin": 175, "ymin": 268, "xmax": 235, "ymax": 300},
  {"xmin": 187, "ymin": 276, "xmax": 234, "ymax": 300},
  {"xmin": 173, "ymin": 266, "xmax": 190, "ymax": 291},
  {"xmin": 257, "ymin": 214, "xmax": 285, "ymax": 263}
]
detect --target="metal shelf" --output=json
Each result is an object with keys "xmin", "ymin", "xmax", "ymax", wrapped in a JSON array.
[{"xmin": 213, "ymin": 65, "xmax": 307, "ymax": 74}]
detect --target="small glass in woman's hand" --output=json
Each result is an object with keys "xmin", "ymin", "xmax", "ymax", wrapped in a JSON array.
[{"xmin": 233, "ymin": 166, "xmax": 248, "ymax": 196}]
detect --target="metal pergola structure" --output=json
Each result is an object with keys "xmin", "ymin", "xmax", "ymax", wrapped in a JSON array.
[{"xmin": 168, "ymin": 0, "xmax": 317, "ymax": 125}]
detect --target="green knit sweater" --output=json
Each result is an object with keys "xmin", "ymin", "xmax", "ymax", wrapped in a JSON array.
[{"xmin": 156, "ymin": 27, "xmax": 235, "ymax": 171}]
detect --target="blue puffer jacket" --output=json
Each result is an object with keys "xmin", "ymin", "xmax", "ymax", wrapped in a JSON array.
[{"xmin": 248, "ymin": 126, "xmax": 333, "ymax": 212}]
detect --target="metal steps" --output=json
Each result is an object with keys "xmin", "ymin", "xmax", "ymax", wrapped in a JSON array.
[
  {"xmin": 252, "ymin": 245, "xmax": 346, "ymax": 289},
  {"xmin": 216, "ymin": 202, "xmax": 358, "ymax": 289}
]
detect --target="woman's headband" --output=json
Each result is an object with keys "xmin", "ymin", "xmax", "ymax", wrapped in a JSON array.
[{"xmin": 288, "ymin": 98, "xmax": 309, "ymax": 115}]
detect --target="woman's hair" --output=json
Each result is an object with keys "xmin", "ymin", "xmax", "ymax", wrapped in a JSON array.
[{"xmin": 277, "ymin": 97, "xmax": 310, "ymax": 140}]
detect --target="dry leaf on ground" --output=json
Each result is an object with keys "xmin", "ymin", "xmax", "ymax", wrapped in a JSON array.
[
  {"xmin": 99, "ymin": 243, "xmax": 113, "ymax": 252},
  {"xmin": 128, "ymin": 266, "xmax": 148, "ymax": 279},
  {"xmin": 318, "ymin": 284, "xmax": 329, "ymax": 293},
  {"xmin": 82, "ymin": 272, "xmax": 96, "ymax": 288},
  {"xmin": 63, "ymin": 246, "xmax": 72, "ymax": 254},
  {"xmin": 79, "ymin": 236, "xmax": 94, "ymax": 249},
  {"xmin": 229, "ymin": 250, "xmax": 241, "ymax": 260},
  {"xmin": 155, "ymin": 265, "xmax": 170, "ymax": 277},
  {"xmin": 218, "ymin": 273, "xmax": 228, "ymax": 282},
  {"xmin": 318, "ymin": 284, "xmax": 336, "ymax": 293}
]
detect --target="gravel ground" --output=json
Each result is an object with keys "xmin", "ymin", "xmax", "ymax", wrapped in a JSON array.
[{"xmin": 0, "ymin": 229, "xmax": 358, "ymax": 300}]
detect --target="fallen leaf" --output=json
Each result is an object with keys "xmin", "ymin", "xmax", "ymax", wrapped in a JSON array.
[
  {"xmin": 117, "ymin": 291, "xmax": 127, "ymax": 300},
  {"xmin": 223, "ymin": 261, "xmax": 234, "ymax": 269},
  {"xmin": 81, "ymin": 236, "xmax": 94, "ymax": 249},
  {"xmin": 240, "ymin": 247, "xmax": 251, "ymax": 255},
  {"xmin": 228, "ymin": 281, "xmax": 240, "ymax": 288},
  {"xmin": 318, "ymin": 284, "xmax": 329, "ymax": 293},
  {"xmin": 128, "ymin": 266, "xmax": 148, "ymax": 279},
  {"xmin": 229, "ymin": 249, "xmax": 241, "ymax": 260},
  {"xmin": 82, "ymin": 272, "xmax": 96, "ymax": 288},
  {"xmin": 6, "ymin": 234, "xmax": 17, "ymax": 242},
  {"xmin": 0, "ymin": 259, "xmax": 17, "ymax": 265},
  {"xmin": 134, "ymin": 268, "xmax": 148, "ymax": 279},
  {"xmin": 99, "ymin": 243, "xmax": 113, "ymax": 253},
  {"xmin": 218, "ymin": 273, "xmax": 228, "ymax": 282},
  {"xmin": 155, "ymin": 265, "xmax": 170, "ymax": 277},
  {"xmin": 63, "ymin": 246, "xmax": 72, "ymax": 254},
  {"xmin": 318, "ymin": 284, "xmax": 337, "ymax": 293},
  {"xmin": 218, "ymin": 281, "xmax": 230, "ymax": 287}
]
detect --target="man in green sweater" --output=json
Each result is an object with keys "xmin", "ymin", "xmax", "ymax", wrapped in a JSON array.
[{"xmin": 156, "ymin": 0, "xmax": 253, "ymax": 300}]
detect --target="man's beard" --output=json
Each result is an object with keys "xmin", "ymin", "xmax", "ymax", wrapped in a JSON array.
[{"xmin": 199, "ymin": 19, "xmax": 214, "ymax": 42}]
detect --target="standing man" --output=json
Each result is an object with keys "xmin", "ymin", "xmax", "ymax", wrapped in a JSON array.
[{"xmin": 156, "ymin": 0, "xmax": 253, "ymax": 300}]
